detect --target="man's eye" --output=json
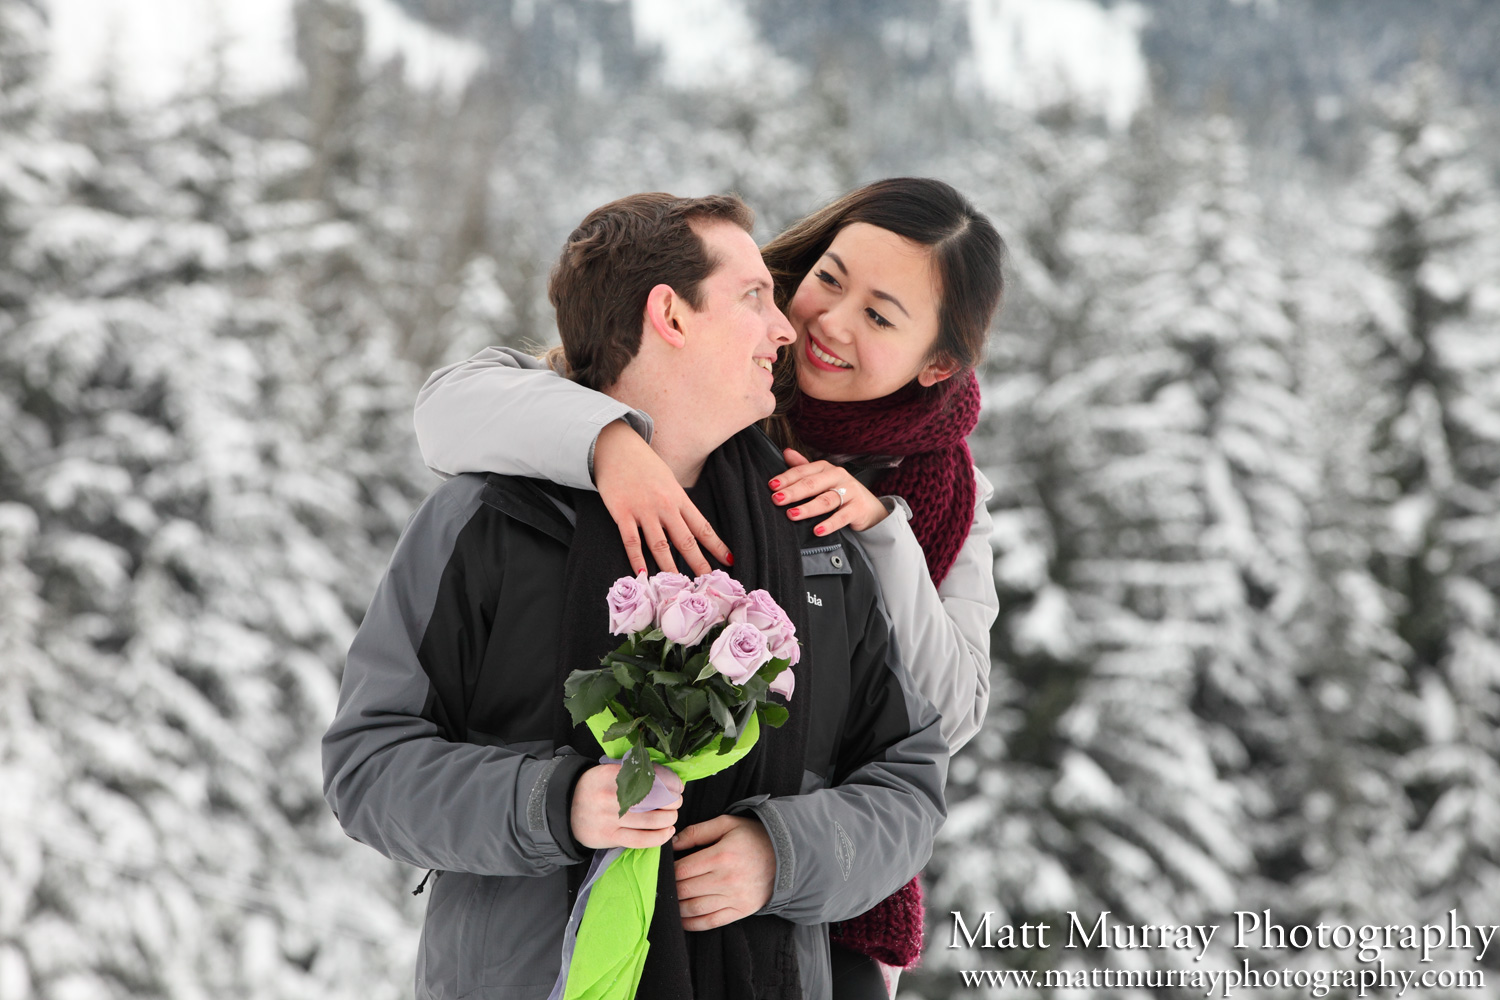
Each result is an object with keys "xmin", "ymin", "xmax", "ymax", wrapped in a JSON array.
[
  {"xmin": 748, "ymin": 287, "xmax": 760, "ymax": 299},
  {"xmin": 866, "ymin": 308, "xmax": 894, "ymax": 329}
]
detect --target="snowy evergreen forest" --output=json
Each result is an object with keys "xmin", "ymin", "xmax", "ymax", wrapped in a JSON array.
[{"xmin": 2, "ymin": 0, "xmax": 1498, "ymax": 997}]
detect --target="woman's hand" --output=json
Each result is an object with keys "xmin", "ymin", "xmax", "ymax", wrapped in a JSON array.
[
  {"xmin": 768, "ymin": 448, "xmax": 890, "ymax": 536},
  {"xmin": 592, "ymin": 420, "xmax": 733, "ymax": 575}
]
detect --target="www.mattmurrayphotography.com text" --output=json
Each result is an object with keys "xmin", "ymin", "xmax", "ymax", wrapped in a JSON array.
[{"xmin": 947, "ymin": 910, "xmax": 1496, "ymax": 995}]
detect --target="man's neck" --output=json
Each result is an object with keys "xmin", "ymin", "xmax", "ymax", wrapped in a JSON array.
[{"xmin": 604, "ymin": 379, "xmax": 713, "ymax": 487}]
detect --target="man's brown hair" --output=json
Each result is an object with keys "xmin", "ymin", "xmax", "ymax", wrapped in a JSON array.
[{"xmin": 545, "ymin": 192, "xmax": 755, "ymax": 391}]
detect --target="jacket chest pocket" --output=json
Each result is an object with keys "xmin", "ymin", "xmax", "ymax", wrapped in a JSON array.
[{"xmin": 800, "ymin": 543, "xmax": 852, "ymax": 776}]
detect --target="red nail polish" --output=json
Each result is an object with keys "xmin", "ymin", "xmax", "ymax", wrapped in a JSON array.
[
  {"xmin": 725, "ymin": 552, "xmax": 734, "ymax": 566},
  {"xmin": 814, "ymin": 525, "xmax": 825, "ymax": 535},
  {"xmin": 773, "ymin": 492, "xmax": 785, "ymax": 503},
  {"xmin": 788, "ymin": 508, "xmax": 800, "ymax": 517},
  {"xmin": 769, "ymin": 479, "xmax": 781, "ymax": 489}
]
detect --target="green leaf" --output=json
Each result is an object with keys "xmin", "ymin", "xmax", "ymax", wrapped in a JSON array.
[
  {"xmin": 607, "ymin": 652, "xmax": 658, "ymax": 671},
  {"xmin": 695, "ymin": 662, "xmax": 721, "ymax": 682},
  {"xmin": 734, "ymin": 700, "xmax": 756, "ymax": 735},
  {"xmin": 669, "ymin": 725, "xmax": 687, "ymax": 758},
  {"xmin": 758, "ymin": 703, "xmax": 789, "ymax": 728},
  {"xmin": 642, "ymin": 716, "xmax": 672, "ymax": 751},
  {"xmin": 685, "ymin": 651, "xmax": 709, "ymax": 674},
  {"xmin": 616, "ymin": 736, "xmax": 656, "ymax": 815},
  {"xmin": 563, "ymin": 669, "xmax": 621, "ymax": 724},
  {"xmin": 611, "ymin": 662, "xmax": 638, "ymax": 690},
  {"xmin": 716, "ymin": 725, "xmax": 743, "ymax": 755},
  {"xmin": 676, "ymin": 687, "xmax": 709, "ymax": 724},
  {"xmin": 601, "ymin": 715, "xmax": 642, "ymax": 742},
  {"xmin": 739, "ymin": 675, "xmax": 769, "ymax": 701},
  {"xmin": 639, "ymin": 683, "xmax": 675, "ymax": 724},
  {"xmin": 683, "ymin": 722, "xmax": 719, "ymax": 757},
  {"xmin": 660, "ymin": 640, "xmax": 675, "ymax": 666},
  {"xmin": 639, "ymin": 627, "xmax": 666, "ymax": 642},
  {"xmin": 757, "ymin": 657, "xmax": 791, "ymax": 682},
  {"xmin": 650, "ymin": 671, "xmax": 691, "ymax": 687},
  {"xmin": 706, "ymin": 687, "xmax": 737, "ymax": 737},
  {"xmin": 705, "ymin": 674, "xmax": 739, "ymax": 702}
]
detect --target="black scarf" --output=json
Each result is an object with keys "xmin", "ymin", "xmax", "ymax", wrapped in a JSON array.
[{"xmin": 553, "ymin": 428, "xmax": 809, "ymax": 1000}]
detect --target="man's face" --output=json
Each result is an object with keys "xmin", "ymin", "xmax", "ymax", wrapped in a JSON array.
[{"xmin": 675, "ymin": 221, "xmax": 796, "ymax": 429}]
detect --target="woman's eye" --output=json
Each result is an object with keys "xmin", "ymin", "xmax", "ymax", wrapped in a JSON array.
[
  {"xmin": 816, "ymin": 270, "xmax": 840, "ymax": 289},
  {"xmin": 866, "ymin": 307, "xmax": 894, "ymax": 329}
]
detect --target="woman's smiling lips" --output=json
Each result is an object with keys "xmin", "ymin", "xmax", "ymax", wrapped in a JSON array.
[{"xmin": 804, "ymin": 334, "xmax": 853, "ymax": 371}]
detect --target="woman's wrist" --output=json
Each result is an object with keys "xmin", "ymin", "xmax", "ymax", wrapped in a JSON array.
[{"xmin": 851, "ymin": 496, "xmax": 893, "ymax": 531}]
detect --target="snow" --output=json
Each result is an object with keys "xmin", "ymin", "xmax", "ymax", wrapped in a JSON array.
[
  {"xmin": 631, "ymin": 0, "xmax": 799, "ymax": 92},
  {"xmin": 965, "ymin": 0, "xmax": 1150, "ymax": 128},
  {"xmin": 44, "ymin": 0, "xmax": 485, "ymax": 105}
]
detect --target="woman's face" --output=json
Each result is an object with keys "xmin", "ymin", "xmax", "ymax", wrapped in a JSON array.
[{"xmin": 787, "ymin": 222, "xmax": 956, "ymax": 403}]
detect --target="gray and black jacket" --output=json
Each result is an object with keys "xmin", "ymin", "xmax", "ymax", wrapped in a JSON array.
[{"xmin": 322, "ymin": 440, "xmax": 948, "ymax": 1000}]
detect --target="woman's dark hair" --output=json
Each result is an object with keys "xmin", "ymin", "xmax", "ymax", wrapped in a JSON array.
[{"xmin": 760, "ymin": 177, "xmax": 1006, "ymax": 417}]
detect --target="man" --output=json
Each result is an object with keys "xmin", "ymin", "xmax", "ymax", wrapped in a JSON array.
[{"xmin": 322, "ymin": 192, "xmax": 946, "ymax": 1000}]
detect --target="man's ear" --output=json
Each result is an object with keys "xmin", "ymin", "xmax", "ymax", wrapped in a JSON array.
[
  {"xmin": 916, "ymin": 355, "xmax": 961, "ymax": 388},
  {"xmin": 643, "ymin": 283, "xmax": 688, "ymax": 349}
]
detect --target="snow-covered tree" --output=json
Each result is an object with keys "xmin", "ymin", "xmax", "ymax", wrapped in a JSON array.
[
  {"xmin": 1350, "ymin": 62, "xmax": 1500, "ymax": 925},
  {"xmin": 1124, "ymin": 117, "xmax": 1316, "ymax": 883},
  {"xmin": 916, "ymin": 114, "xmax": 1330, "ymax": 998},
  {"xmin": 0, "ymin": 12, "xmax": 433, "ymax": 994}
]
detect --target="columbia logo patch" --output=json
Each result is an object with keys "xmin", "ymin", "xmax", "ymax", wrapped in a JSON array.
[
  {"xmin": 807, "ymin": 591, "xmax": 823, "ymax": 606},
  {"xmin": 834, "ymin": 821, "xmax": 855, "ymax": 881}
]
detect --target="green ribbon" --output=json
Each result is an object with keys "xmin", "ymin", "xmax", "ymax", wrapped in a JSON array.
[{"xmin": 559, "ymin": 709, "xmax": 761, "ymax": 1000}]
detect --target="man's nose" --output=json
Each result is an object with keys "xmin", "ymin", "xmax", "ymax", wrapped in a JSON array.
[{"xmin": 768, "ymin": 307, "xmax": 795, "ymax": 345}]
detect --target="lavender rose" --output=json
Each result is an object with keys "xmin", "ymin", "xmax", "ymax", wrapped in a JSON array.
[
  {"xmin": 658, "ymin": 591, "xmax": 723, "ymax": 646},
  {"xmin": 606, "ymin": 572, "xmax": 656, "ymax": 636},
  {"xmin": 649, "ymin": 572, "xmax": 693, "ymax": 611},
  {"xmin": 769, "ymin": 626, "xmax": 801, "ymax": 667},
  {"xmin": 730, "ymin": 589, "xmax": 800, "ymax": 666},
  {"xmin": 695, "ymin": 569, "xmax": 746, "ymax": 617},
  {"xmin": 708, "ymin": 621, "xmax": 772, "ymax": 685},
  {"xmin": 768, "ymin": 667, "xmax": 795, "ymax": 700},
  {"xmin": 730, "ymin": 589, "xmax": 791, "ymax": 633}
]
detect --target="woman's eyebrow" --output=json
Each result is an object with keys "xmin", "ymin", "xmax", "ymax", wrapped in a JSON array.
[
  {"xmin": 872, "ymin": 290, "xmax": 910, "ymax": 319},
  {"xmin": 824, "ymin": 250, "xmax": 910, "ymax": 318}
]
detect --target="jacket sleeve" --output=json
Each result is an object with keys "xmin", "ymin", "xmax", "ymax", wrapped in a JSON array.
[
  {"xmin": 321, "ymin": 475, "xmax": 592, "ymax": 876},
  {"xmin": 734, "ymin": 544, "xmax": 949, "ymax": 926},
  {"xmin": 414, "ymin": 346, "xmax": 652, "ymax": 489},
  {"xmin": 851, "ymin": 466, "xmax": 998, "ymax": 751}
]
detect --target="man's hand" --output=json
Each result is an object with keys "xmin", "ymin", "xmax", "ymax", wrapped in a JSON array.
[
  {"xmin": 570, "ymin": 764, "xmax": 683, "ymax": 850},
  {"xmin": 593, "ymin": 420, "xmax": 733, "ymax": 576},
  {"xmin": 672, "ymin": 815, "xmax": 776, "ymax": 931}
]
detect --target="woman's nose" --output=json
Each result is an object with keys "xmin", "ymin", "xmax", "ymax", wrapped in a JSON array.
[{"xmin": 819, "ymin": 302, "xmax": 859, "ymax": 343}]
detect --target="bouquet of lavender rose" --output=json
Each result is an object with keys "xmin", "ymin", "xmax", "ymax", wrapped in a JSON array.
[
  {"xmin": 551, "ymin": 570, "xmax": 798, "ymax": 1000},
  {"xmin": 563, "ymin": 569, "xmax": 798, "ymax": 814}
]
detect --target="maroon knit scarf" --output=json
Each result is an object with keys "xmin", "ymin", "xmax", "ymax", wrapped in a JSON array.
[
  {"xmin": 789, "ymin": 370, "xmax": 980, "ymax": 587},
  {"xmin": 790, "ymin": 370, "xmax": 981, "ymax": 971}
]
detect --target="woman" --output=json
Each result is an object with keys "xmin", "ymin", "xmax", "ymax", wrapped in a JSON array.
[{"xmin": 414, "ymin": 177, "xmax": 1005, "ymax": 996}]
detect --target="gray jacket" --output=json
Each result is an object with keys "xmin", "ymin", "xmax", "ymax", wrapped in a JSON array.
[
  {"xmin": 322, "ymin": 454, "xmax": 948, "ymax": 998},
  {"xmin": 414, "ymin": 347, "xmax": 999, "ymax": 750}
]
